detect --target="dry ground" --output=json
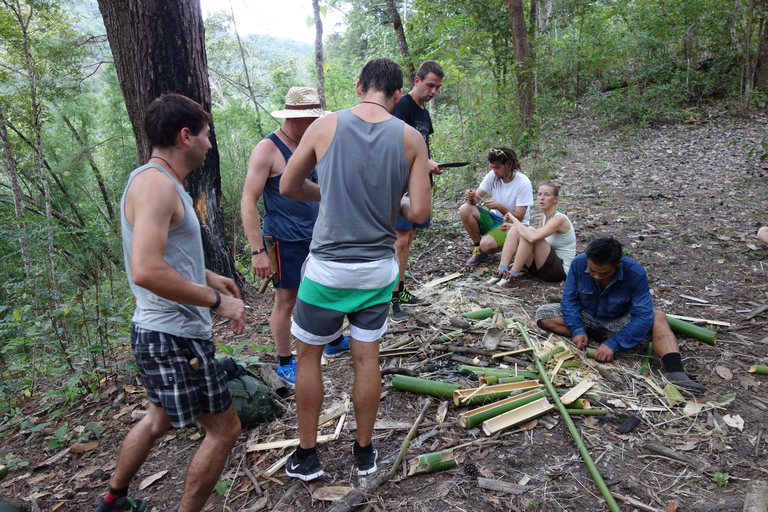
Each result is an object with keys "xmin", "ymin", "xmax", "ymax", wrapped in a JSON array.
[{"xmin": 2, "ymin": 107, "xmax": 768, "ymax": 511}]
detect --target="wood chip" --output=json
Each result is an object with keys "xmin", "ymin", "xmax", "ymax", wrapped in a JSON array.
[{"xmin": 477, "ymin": 477, "xmax": 530, "ymax": 494}]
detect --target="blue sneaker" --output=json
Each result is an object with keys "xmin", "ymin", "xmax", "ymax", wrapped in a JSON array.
[
  {"xmin": 466, "ymin": 247, "xmax": 488, "ymax": 266},
  {"xmin": 324, "ymin": 335, "xmax": 350, "ymax": 357},
  {"xmin": 276, "ymin": 357, "xmax": 297, "ymax": 387}
]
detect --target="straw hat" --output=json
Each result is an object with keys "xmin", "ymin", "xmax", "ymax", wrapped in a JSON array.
[{"xmin": 271, "ymin": 87, "xmax": 328, "ymax": 118}]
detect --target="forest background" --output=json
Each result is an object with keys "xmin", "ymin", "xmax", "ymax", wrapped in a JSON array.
[{"xmin": 0, "ymin": 0, "xmax": 767, "ymax": 461}]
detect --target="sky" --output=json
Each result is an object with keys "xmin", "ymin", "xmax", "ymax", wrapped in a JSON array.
[{"xmin": 199, "ymin": 0, "xmax": 346, "ymax": 44}]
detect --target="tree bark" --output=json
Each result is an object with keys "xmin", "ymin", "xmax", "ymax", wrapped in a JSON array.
[
  {"xmin": 386, "ymin": 0, "xmax": 415, "ymax": 89},
  {"xmin": 507, "ymin": 0, "xmax": 535, "ymax": 131},
  {"xmin": 754, "ymin": 15, "xmax": 768, "ymax": 92},
  {"xmin": 312, "ymin": 0, "xmax": 326, "ymax": 108},
  {"xmin": 97, "ymin": 0, "xmax": 240, "ymax": 284}
]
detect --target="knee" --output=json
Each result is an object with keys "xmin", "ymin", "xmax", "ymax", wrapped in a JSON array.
[
  {"xmin": 394, "ymin": 232, "xmax": 410, "ymax": 253},
  {"xmin": 479, "ymin": 237, "xmax": 497, "ymax": 253},
  {"xmin": 458, "ymin": 203, "xmax": 474, "ymax": 220}
]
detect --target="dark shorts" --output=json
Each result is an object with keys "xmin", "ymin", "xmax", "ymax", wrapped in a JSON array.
[
  {"xmin": 395, "ymin": 215, "xmax": 432, "ymax": 231},
  {"xmin": 132, "ymin": 326, "xmax": 232, "ymax": 429},
  {"xmin": 525, "ymin": 246, "xmax": 567, "ymax": 282},
  {"xmin": 268, "ymin": 239, "xmax": 310, "ymax": 290}
]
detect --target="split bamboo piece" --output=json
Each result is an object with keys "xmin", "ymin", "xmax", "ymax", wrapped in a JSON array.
[
  {"xmin": 407, "ymin": 449, "xmax": 457, "ymax": 475},
  {"xmin": 537, "ymin": 346, "xmax": 565, "ymax": 362},
  {"xmin": 664, "ymin": 384, "xmax": 685, "ymax": 406},
  {"xmin": 492, "ymin": 347, "xmax": 534, "ymax": 359},
  {"xmin": 750, "ymin": 365, "xmax": 768, "ymax": 375},
  {"xmin": 247, "ymin": 433, "xmax": 336, "ymax": 452},
  {"xmin": 391, "ymin": 375, "xmax": 461, "ymax": 399},
  {"xmin": 566, "ymin": 409, "xmax": 607, "ymax": 416},
  {"xmin": 479, "ymin": 375, "xmax": 526, "ymax": 386},
  {"xmin": 560, "ymin": 380, "xmax": 595, "ymax": 405},
  {"xmin": 458, "ymin": 365, "xmax": 538, "ymax": 379},
  {"xmin": 516, "ymin": 322, "xmax": 620, "ymax": 512},
  {"xmin": 665, "ymin": 315, "xmax": 717, "ymax": 345},
  {"xmin": 568, "ymin": 398, "xmax": 591, "ymax": 410},
  {"xmin": 458, "ymin": 389, "xmax": 546, "ymax": 428},
  {"xmin": 453, "ymin": 380, "xmax": 541, "ymax": 406},
  {"xmin": 481, "ymin": 397, "xmax": 554, "ymax": 435}
]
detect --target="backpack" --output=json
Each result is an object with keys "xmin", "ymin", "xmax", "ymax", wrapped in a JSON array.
[{"xmin": 220, "ymin": 358, "xmax": 285, "ymax": 428}]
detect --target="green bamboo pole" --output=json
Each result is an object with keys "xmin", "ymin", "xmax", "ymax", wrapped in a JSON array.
[
  {"xmin": 463, "ymin": 307, "xmax": 494, "ymax": 320},
  {"xmin": 458, "ymin": 365, "xmax": 538, "ymax": 379},
  {"xmin": 480, "ymin": 375, "xmax": 527, "ymax": 385},
  {"xmin": 750, "ymin": 365, "xmax": 768, "ymax": 375},
  {"xmin": 407, "ymin": 449, "xmax": 457, "ymax": 475},
  {"xmin": 666, "ymin": 315, "xmax": 717, "ymax": 345},
  {"xmin": 565, "ymin": 409, "xmax": 608, "ymax": 416},
  {"xmin": 516, "ymin": 322, "xmax": 620, "ymax": 512},
  {"xmin": 585, "ymin": 347, "xmax": 597, "ymax": 359},
  {"xmin": 639, "ymin": 341, "xmax": 654, "ymax": 376},
  {"xmin": 391, "ymin": 375, "xmax": 461, "ymax": 399}
]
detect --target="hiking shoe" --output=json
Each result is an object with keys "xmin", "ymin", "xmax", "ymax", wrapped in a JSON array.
[
  {"xmin": 94, "ymin": 497, "xmax": 148, "ymax": 512},
  {"xmin": 389, "ymin": 298, "xmax": 407, "ymax": 323},
  {"xmin": 285, "ymin": 450, "xmax": 325, "ymax": 481},
  {"xmin": 497, "ymin": 270, "xmax": 519, "ymax": 289},
  {"xmin": 466, "ymin": 247, "xmax": 488, "ymax": 266},
  {"xmin": 324, "ymin": 335, "xmax": 351, "ymax": 357},
  {"xmin": 276, "ymin": 357, "xmax": 297, "ymax": 387},
  {"xmin": 353, "ymin": 443, "xmax": 378, "ymax": 476},
  {"xmin": 398, "ymin": 288, "xmax": 427, "ymax": 307},
  {"xmin": 486, "ymin": 269, "xmax": 503, "ymax": 285},
  {"xmin": 664, "ymin": 371, "xmax": 705, "ymax": 395}
]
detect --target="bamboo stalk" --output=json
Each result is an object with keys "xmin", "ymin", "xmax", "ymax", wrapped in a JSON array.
[
  {"xmin": 750, "ymin": 365, "xmax": 768, "ymax": 375},
  {"xmin": 515, "ymin": 322, "xmax": 620, "ymax": 512},
  {"xmin": 568, "ymin": 398, "xmax": 591, "ymax": 410},
  {"xmin": 391, "ymin": 375, "xmax": 461, "ymax": 399},
  {"xmin": 665, "ymin": 315, "xmax": 717, "ymax": 345},
  {"xmin": 585, "ymin": 347, "xmax": 597, "ymax": 359},
  {"xmin": 479, "ymin": 375, "xmax": 525, "ymax": 386},
  {"xmin": 537, "ymin": 346, "xmax": 565, "ymax": 362},
  {"xmin": 407, "ymin": 449, "xmax": 457, "ymax": 475},
  {"xmin": 458, "ymin": 390, "xmax": 546, "ymax": 428},
  {"xmin": 458, "ymin": 365, "xmax": 538, "ymax": 378},
  {"xmin": 481, "ymin": 397, "xmax": 554, "ymax": 435},
  {"xmin": 453, "ymin": 380, "xmax": 541, "ymax": 406},
  {"xmin": 639, "ymin": 342, "xmax": 654, "ymax": 376},
  {"xmin": 565, "ymin": 409, "xmax": 607, "ymax": 416},
  {"xmin": 463, "ymin": 307, "xmax": 494, "ymax": 320}
]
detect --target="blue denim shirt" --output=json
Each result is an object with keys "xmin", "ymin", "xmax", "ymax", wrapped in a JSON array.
[{"xmin": 561, "ymin": 253, "xmax": 654, "ymax": 353}]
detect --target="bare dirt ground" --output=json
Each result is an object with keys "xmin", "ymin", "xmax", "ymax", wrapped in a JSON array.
[{"xmin": 3, "ymin": 107, "xmax": 768, "ymax": 512}]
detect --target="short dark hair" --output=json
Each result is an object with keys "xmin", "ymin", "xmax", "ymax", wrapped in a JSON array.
[
  {"xmin": 144, "ymin": 93, "xmax": 212, "ymax": 149},
  {"xmin": 487, "ymin": 145, "xmax": 521, "ymax": 170},
  {"xmin": 359, "ymin": 57, "xmax": 403, "ymax": 99},
  {"xmin": 585, "ymin": 237, "xmax": 623, "ymax": 267},
  {"xmin": 416, "ymin": 60, "xmax": 444, "ymax": 80}
]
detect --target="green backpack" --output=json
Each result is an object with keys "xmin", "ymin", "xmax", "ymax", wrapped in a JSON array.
[{"xmin": 222, "ymin": 359, "xmax": 285, "ymax": 428}]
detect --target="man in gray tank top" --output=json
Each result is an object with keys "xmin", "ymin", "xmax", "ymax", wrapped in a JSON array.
[
  {"xmin": 94, "ymin": 94, "xmax": 246, "ymax": 512},
  {"xmin": 279, "ymin": 58, "xmax": 431, "ymax": 481}
]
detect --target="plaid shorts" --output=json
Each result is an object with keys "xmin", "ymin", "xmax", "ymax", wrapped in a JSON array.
[
  {"xmin": 131, "ymin": 326, "xmax": 232, "ymax": 428},
  {"xmin": 534, "ymin": 303, "xmax": 651, "ymax": 350}
]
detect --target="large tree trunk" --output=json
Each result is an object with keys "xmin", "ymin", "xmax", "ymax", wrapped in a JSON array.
[
  {"xmin": 386, "ymin": 0, "xmax": 415, "ymax": 89},
  {"xmin": 754, "ymin": 14, "xmax": 768, "ymax": 93},
  {"xmin": 312, "ymin": 0, "xmax": 326, "ymax": 108},
  {"xmin": 97, "ymin": 0, "xmax": 240, "ymax": 285},
  {"xmin": 508, "ymin": 0, "xmax": 535, "ymax": 131}
]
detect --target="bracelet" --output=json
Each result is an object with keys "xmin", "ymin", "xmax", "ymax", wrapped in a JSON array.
[
  {"xmin": 251, "ymin": 248, "xmax": 266, "ymax": 255},
  {"xmin": 211, "ymin": 290, "xmax": 221, "ymax": 310}
]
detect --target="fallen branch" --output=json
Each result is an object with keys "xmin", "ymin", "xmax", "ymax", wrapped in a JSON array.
[
  {"xmin": 640, "ymin": 443, "xmax": 709, "ymax": 471},
  {"xmin": 272, "ymin": 482, "xmax": 303, "ymax": 512},
  {"xmin": 477, "ymin": 477, "xmax": 530, "ymax": 495}
]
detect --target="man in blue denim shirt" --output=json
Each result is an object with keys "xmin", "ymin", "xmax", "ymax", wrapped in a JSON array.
[{"xmin": 535, "ymin": 237, "xmax": 704, "ymax": 394}]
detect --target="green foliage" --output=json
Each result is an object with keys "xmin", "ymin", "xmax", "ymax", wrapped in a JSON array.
[
  {"xmin": 711, "ymin": 472, "xmax": 730, "ymax": 487},
  {"xmin": 215, "ymin": 478, "xmax": 233, "ymax": 495}
]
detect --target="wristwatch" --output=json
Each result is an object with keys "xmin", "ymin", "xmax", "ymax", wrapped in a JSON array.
[{"xmin": 251, "ymin": 248, "xmax": 266, "ymax": 255}]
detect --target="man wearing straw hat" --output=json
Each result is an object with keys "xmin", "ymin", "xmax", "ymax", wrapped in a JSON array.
[{"xmin": 242, "ymin": 87, "xmax": 348, "ymax": 388}]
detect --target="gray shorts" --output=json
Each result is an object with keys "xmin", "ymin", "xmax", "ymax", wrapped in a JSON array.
[{"xmin": 535, "ymin": 303, "xmax": 651, "ymax": 348}]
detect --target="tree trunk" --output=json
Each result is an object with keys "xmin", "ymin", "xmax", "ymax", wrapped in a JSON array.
[
  {"xmin": 97, "ymin": 0, "xmax": 241, "ymax": 285},
  {"xmin": 0, "ymin": 104, "xmax": 35, "ymax": 290},
  {"xmin": 754, "ymin": 15, "xmax": 768, "ymax": 92},
  {"xmin": 507, "ymin": 0, "xmax": 535, "ymax": 131},
  {"xmin": 312, "ymin": 0, "xmax": 326, "ymax": 108},
  {"xmin": 386, "ymin": 0, "xmax": 415, "ymax": 89}
]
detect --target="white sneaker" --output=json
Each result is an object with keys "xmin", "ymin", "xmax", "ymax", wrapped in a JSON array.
[
  {"xmin": 486, "ymin": 269, "xmax": 502, "ymax": 285},
  {"xmin": 497, "ymin": 271, "xmax": 519, "ymax": 289}
]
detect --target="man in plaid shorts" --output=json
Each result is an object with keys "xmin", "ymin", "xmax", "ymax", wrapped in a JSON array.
[
  {"xmin": 536, "ymin": 236, "xmax": 704, "ymax": 394},
  {"xmin": 94, "ymin": 94, "xmax": 246, "ymax": 512}
]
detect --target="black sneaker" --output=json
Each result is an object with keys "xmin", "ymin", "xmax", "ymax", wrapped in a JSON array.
[
  {"xmin": 398, "ymin": 288, "xmax": 427, "ymax": 307},
  {"xmin": 389, "ymin": 298, "xmax": 407, "ymax": 323},
  {"xmin": 353, "ymin": 443, "xmax": 378, "ymax": 476},
  {"xmin": 94, "ymin": 496, "xmax": 148, "ymax": 512},
  {"xmin": 285, "ymin": 450, "xmax": 325, "ymax": 481}
]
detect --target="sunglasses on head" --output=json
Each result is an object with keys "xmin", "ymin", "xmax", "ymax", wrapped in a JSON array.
[{"xmin": 489, "ymin": 148, "xmax": 509, "ymax": 159}]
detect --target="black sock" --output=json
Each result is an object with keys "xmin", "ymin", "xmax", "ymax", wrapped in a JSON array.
[
  {"xmin": 328, "ymin": 334, "xmax": 344, "ymax": 347},
  {"xmin": 354, "ymin": 440, "xmax": 373, "ymax": 454},
  {"xmin": 296, "ymin": 445, "xmax": 316, "ymax": 460},
  {"xmin": 278, "ymin": 355, "xmax": 293, "ymax": 366},
  {"xmin": 662, "ymin": 353, "xmax": 684, "ymax": 373}
]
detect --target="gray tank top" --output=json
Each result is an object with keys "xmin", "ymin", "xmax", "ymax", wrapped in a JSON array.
[
  {"xmin": 120, "ymin": 163, "xmax": 212, "ymax": 339},
  {"xmin": 310, "ymin": 109, "xmax": 410, "ymax": 261}
]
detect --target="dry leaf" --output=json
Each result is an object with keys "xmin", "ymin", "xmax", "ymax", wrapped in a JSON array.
[
  {"xmin": 683, "ymin": 401, "xmax": 703, "ymax": 415},
  {"xmin": 607, "ymin": 399, "xmax": 628, "ymax": 408},
  {"xmin": 722, "ymin": 414, "xmax": 744, "ymax": 431},
  {"xmin": 520, "ymin": 418, "xmax": 539, "ymax": 431},
  {"xmin": 715, "ymin": 366, "xmax": 733, "ymax": 380},
  {"xmin": 70, "ymin": 441, "xmax": 99, "ymax": 453},
  {"xmin": 138, "ymin": 470, "xmax": 168, "ymax": 490},
  {"xmin": 667, "ymin": 502, "xmax": 678, "ymax": 512},
  {"xmin": 312, "ymin": 486, "xmax": 354, "ymax": 502}
]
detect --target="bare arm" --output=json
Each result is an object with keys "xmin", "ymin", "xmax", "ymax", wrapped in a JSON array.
[
  {"xmin": 241, "ymin": 142, "xmax": 274, "ymax": 280},
  {"xmin": 401, "ymin": 125, "xmax": 431, "ymax": 224},
  {"xmin": 281, "ymin": 115, "xmax": 337, "ymax": 202},
  {"xmin": 128, "ymin": 171, "xmax": 245, "ymax": 333},
  {"xmin": 465, "ymin": 187, "xmax": 487, "ymax": 205},
  {"xmin": 508, "ymin": 213, "xmax": 567, "ymax": 243}
]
